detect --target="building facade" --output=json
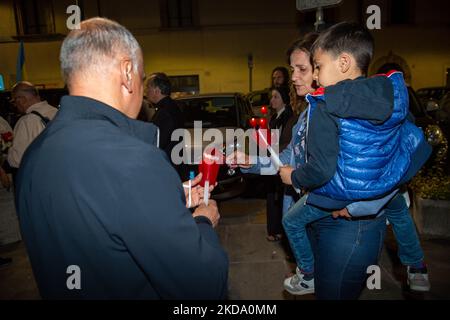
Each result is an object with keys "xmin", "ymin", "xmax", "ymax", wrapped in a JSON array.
[{"xmin": 0, "ymin": 0, "xmax": 449, "ymax": 93}]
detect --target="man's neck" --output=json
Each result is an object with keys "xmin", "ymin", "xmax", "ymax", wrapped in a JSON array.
[{"xmin": 69, "ymin": 81, "xmax": 121, "ymax": 112}]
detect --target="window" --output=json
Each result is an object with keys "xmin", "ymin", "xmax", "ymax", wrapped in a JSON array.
[
  {"xmin": 14, "ymin": 0, "xmax": 56, "ymax": 36},
  {"xmin": 160, "ymin": 0, "xmax": 197, "ymax": 29},
  {"xmin": 169, "ymin": 75, "xmax": 200, "ymax": 95}
]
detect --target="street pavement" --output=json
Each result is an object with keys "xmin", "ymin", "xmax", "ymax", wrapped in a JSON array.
[
  {"xmin": 217, "ymin": 197, "xmax": 450, "ymax": 300},
  {"xmin": 1, "ymin": 197, "xmax": 449, "ymax": 300}
]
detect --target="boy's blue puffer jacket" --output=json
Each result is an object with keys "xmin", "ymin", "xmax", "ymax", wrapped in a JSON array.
[{"xmin": 309, "ymin": 71, "xmax": 428, "ymax": 201}]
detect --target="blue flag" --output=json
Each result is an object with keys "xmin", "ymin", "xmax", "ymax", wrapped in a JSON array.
[
  {"xmin": 0, "ymin": 74, "xmax": 5, "ymax": 91},
  {"xmin": 16, "ymin": 41, "xmax": 25, "ymax": 82}
]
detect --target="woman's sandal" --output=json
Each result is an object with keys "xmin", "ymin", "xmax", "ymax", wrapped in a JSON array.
[{"xmin": 266, "ymin": 234, "xmax": 282, "ymax": 242}]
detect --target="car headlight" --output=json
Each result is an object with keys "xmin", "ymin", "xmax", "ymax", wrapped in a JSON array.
[{"xmin": 425, "ymin": 125, "xmax": 444, "ymax": 146}]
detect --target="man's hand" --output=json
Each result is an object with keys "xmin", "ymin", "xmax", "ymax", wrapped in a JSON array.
[
  {"xmin": 332, "ymin": 208, "xmax": 352, "ymax": 219},
  {"xmin": 226, "ymin": 150, "xmax": 252, "ymax": 169},
  {"xmin": 279, "ymin": 165, "xmax": 294, "ymax": 185},
  {"xmin": 193, "ymin": 200, "xmax": 220, "ymax": 228},
  {"xmin": 183, "ymin": 173, "xmax": 215, "ymax": 208}
]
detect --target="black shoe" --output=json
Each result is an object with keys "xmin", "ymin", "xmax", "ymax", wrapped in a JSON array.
[{"xmin": 0, "ymin": 257, "xmax": 12, "ymax": 268}]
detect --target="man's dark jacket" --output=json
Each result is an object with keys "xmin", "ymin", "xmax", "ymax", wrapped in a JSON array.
[
  {"xmin": 15, "ymin": 96, "xmax": 228, "ymax": 299},
  {"xmin": 152, "ymin": 96, "xmax": 184, "ymax": 160}
]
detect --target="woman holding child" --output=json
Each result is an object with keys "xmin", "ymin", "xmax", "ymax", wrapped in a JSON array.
[{"xmin": 230, "ymin": 22, "xmax": 430, "ymax": 299}]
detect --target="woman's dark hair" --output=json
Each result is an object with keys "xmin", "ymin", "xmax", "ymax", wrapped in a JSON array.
[
  {"xmin": 286, "ymin": 32, "xmax": 319, "ymax": 67},
  {"xmin": 271, "ymin": 66, "xmax": 289, "ymax": 87},
  {"xmin": 271, "ymin": 85, "xmax": 290, "ymax": 106},
  {"xmin": 311, "ymin": 22, "xmax": 374, "ymax": 75},
  {"xmin": 286, "ymin": 32, "xmax": 319, "ymax": 114}
]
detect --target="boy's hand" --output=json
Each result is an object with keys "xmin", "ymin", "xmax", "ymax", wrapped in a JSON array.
[
  {"xmin": 332, "ymin": 208, "xmax": 352, "ymax": 219},
  {"xmin": 279, "ymin": 166, "xmax": 294, "ymax": 185}
]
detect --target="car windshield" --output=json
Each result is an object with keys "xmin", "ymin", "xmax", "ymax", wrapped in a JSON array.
[{"xmin": 180, "ymin": 96, "xmax": 237, "ymax": 128}]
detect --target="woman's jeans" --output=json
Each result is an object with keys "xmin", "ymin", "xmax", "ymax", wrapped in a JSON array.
[
  {"xmin": 283, "ymin": 196, "xmax": 387, "ymax": 299},
  {"xmin": 384, "ymin": 193, "xmax": 424, "ymax": 266},
  {"xmin": 309, "ymin": 214, "xmax": 387, "ymax": 299}
]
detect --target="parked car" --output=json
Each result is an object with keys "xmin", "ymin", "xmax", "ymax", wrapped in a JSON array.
[
  {"xmin": 176, "ymin": 92, "xmax": 256, "ymax": 200},
  {"xmin": 437, "ymin": 92, "xmax": 450, "ymax": 125},
  {"xmin": 408, "ymin": 86, "xmax": 449, "ymax": 174},
  {"xmin": 417, "ymin": 86, "xmax": 449, "ymax": 104},
  {"xmin": 246, "ymin": 88, "xmax": 271, "ymax": 117}
]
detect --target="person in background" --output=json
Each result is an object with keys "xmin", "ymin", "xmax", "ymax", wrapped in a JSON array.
[
  {"xmin": 0, "ymin": 115, "xmax": 12, "ymax": 133},
  {"xmin": 0, "ymin": 115, "xmax": 13, "ymax": 268},
  {"xmin": 271, "ymin": 66, "xmax": 290, "ymax": 88},
  {"xmin": 146, "ymin": 72, "xmax": 184, "ymax": 174},
  {"xmin": 137, "ymin": 97, "xmax": 156, "ymax": 122},
  {"xmin": 15, "ymin": 17, "xmax": 228, "ymax": 300},
  {"xmin": 7, "ymin": 82, "xmax": 57, "ymax": 170},
  {"xmin": 265, "ymin": 85, "xmax": 296, "ymax": 241}
]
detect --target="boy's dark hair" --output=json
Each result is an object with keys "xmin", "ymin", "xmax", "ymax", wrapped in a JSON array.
[
  {"xmin": 311, "ymin": 22, "xmax": 374, "ymax": 75},
  {"xmin": 148, "ymin": 72, "xmax": 172, "ymax": 96}
]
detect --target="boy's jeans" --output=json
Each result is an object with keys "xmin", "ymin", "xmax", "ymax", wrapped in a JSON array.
[
  {"xmin": 384, "ymin": 193, "xmax": 424, "ymax": 266},
  {"xmin": 282, "ymin": 195, "xmax": 329, "ymax": 274},
  {"xmin": 283, "ymin": 193, "xmax": 424, "ymax": 275},
  {"xmin": 282, "ymin": 194, "xmax": 295, "ymax": 217}
]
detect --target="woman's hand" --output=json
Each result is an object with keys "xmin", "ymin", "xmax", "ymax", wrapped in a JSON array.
[
  {"xmin": 183, "ymin": 173, "xmax": 216, "ymax": 208},
  {"xmin": 226, "ymin": 150, "xmax": 252, "ymax": 169},
  {"xmin": 279, "ymin": 165, "xmax": 294, "ymax": 185},
  {"xmin": 332, "ymin": 208, "xmax": 352, "ymax": 219}
]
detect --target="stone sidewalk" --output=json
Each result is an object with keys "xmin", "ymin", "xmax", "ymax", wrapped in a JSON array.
[
  {"xmin": 1, "ymin": 197, "xmax": 449, "ymax": 300},
  {"xmin": 217, "ymin": 198, "xmax": 450, "ymax": 300}
]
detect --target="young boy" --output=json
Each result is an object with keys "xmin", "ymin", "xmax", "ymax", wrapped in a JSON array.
[{"xmin": 275, "ymin": 23, "xmax": 432, "ymax": 295}]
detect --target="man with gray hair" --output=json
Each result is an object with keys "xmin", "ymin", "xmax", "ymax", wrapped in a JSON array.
[
  {"xmin": 146, "ymin": 72, "xmax": 184, "ymax": 174},
  {"xmin": 15, "ymin": 17, "xmax": 228, "ymax": 300},
  {"xmin": 7, "ymin": 81, "xmax": 57, "ymax": 168}
]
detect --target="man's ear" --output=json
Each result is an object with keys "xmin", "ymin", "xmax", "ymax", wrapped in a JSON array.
[
  {"xmin": 338, "ymin": 53, "xmax": 352, "ymax": 74},
  {"xmin": 120, "ymin": 59, "xmax": 133, "ymax": 93}
]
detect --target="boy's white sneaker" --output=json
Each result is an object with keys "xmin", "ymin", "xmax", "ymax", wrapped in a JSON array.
[
  {"xmin": 283, "ymin": 267, "xmax": 315, "ymax": 295},
  {"xmin": 407, "ymin": 266, "xmax": 431, "ymax": 292}
]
